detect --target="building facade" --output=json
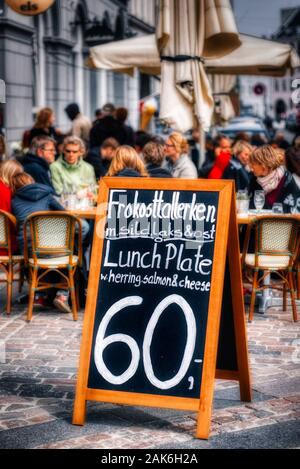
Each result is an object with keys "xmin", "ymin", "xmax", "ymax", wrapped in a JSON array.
[
  {"xmin": 238, "ymin": 76, "xmax": 273, "ymax": 118},
  {"xmin": 239, "ymin": 7, "xmax": 300, "ymax": 120},
  {"xmin": 272, "ymin": 7, "xmax": 300, "ymax": 119},
  {"xmin": 0, "ymin": 0, "xmax": 158, "ymax": 147}
]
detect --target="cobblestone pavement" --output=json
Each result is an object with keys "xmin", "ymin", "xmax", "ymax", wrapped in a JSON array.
[{"xmin": 0, "ymin": 286, "xmax": 299, "ymax": 449}]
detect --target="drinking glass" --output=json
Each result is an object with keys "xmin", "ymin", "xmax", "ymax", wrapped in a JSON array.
[
  {"xmin": 254, "ymin": 190, "xmax": 265, "ymax": 212},
  {"xmin": 68, "ymin": 193, "xmax": 77, "ymax": 210},
  {"xmin": 238, "ymin": 198, "xmax": 250, "ymax": 214},
  {"xmin": 236, "ymin": 191, "xmax": 250, "ymax": 214},
  {"xmin": 89, "ymin": 184, "xmax": 98, "ymax": 206},
  {"xmin": 272, "ymin": 203, "xmax": 283, "ymax": 214}
]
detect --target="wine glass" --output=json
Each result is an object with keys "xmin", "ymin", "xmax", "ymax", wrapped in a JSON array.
[
  {"xmin": 254, "ymin": 190, "xmax": 265, "ymax": 212},
  {"xmin": 272, "ymin": 203, "xmax": 283, "ymax": 214}
]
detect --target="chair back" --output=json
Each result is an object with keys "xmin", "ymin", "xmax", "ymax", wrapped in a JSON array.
[
  {"xmin": 255, "ymin": 215, "xmax": 300, "ymax": 267},
  {"xmin": 24, "ymin": 211, "xmax": 82, "ymax": 264},
  {"xmin": 0, "ymin": 210, "xmax": 17, "ymax": 256}
]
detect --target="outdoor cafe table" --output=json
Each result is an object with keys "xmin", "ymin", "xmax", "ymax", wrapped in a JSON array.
[
  {"xmin": 67, "ymin": 207, "xmax": 97, "ymax": 220},
  {"xmin": 69, "ymin": 207, "xmax": 299, "ymax": 313},
  {"xmin": 68, "ymin": 206, "xmax": 300, "ymax": 224}
]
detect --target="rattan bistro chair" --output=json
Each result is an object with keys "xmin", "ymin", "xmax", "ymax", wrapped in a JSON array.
[
  {"xmin": 241, "ymin": 215, "xmax": 300, "ymax": 323},
  {"xmin": 24, "ymin": 211, "xmax": 82, "ymax": 322},
  {"xmin": 0, "ymin": 210, "xmax": 24, "ymax": 314},
  {"xmin": 294, "ymin": 237, "xmax": 300, "ymax": 300}
]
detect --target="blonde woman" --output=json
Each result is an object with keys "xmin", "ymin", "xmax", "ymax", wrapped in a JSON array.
[
  {"xmin": 107, "ymin": 145, "xmax": 148, "ymax": 177},
  {"xmin": 0, "ymin": 159, "xmax": 24, "ymax": 212},
  {"xmin": 0, "ymin": 159, "xmax": 24, "ymax": 254},
  {"xmin": 164, "ymin": 132, "xmax": 197, "ymax": 178},
  {"xmin": 213, "ymin": 139, "xmax": 252, "ymax": 191},
  {"xmin": 249, "ymin": 145, "xmax": 299, "ymax": 213},
  {"xmin": 232, "ymin": 140, "xmax": 253, "ymax": 170}
]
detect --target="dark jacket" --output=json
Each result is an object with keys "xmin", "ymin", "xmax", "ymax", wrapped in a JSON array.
[
  {"xmin": 190, "ymin": 146, "xmax": 200, "ymax": 168},
  {"xmin": 121, "ymin": 123, "xmax": 135, "ymax": 146},
  {"xmin": 146, "ymin": 163, "xmax": 172, "ymax": 178},
  {"xmin": 248, "ymin": 170, "xmax": 300, "ymax": 213},
  {"xmin": 28, "ymin": 126, "xmax": 60, "ymax": 145},
  {"xmin": 116, "ymin": 168, "xmax": 142, "ymax": 177},
  {"xmin": 84, "ymin": 151, "xmax": 110, "ymax": 179},
  {"xmin": 89, "ymin": 116, "xmax": 126, "ymax": 149},
  {"xmin": 222, "ymin": 156, "xmax": 250, "ymax": 191},
  {"xmin": 198, "ymin": 150, "xmax": 215, "ymax": 178},
  {"xmin": 12, "ymin": 183, "xmax": 64, "ymax": 251},
  {"xmin": 22, "ymin": 153, "xmax": 54, "ymax": 189}
]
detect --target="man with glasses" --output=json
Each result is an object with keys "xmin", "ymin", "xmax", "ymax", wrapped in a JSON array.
[
  {"xmin": 50, "ymin": 136, "xmax": 96, "ymax": 196},
  {"xmin": 50, "ymin": 136, "xmax": 96, "ymax": 310},
  {"xmin": 22, "ymin": 136, "xmax": 57, "ymax": 189}
]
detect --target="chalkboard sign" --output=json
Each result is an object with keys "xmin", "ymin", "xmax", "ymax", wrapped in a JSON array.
[{"xmin": 73, "ymin": 179, "xmax": 251, "ymax": 439}]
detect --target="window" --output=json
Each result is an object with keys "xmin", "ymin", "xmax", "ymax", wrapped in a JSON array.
[
  {"xmin": 282, "ymin": 79, "xmax": 286, "ymax": 92},
  {"xmin": 140, "ymin": 74, "xmax": 151, "ymax": 99},
  {"xmin": 113, "ymin": 73, "xmax": 125, "ymax": 106}
]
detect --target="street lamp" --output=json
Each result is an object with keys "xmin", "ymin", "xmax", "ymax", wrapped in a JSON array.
[{"xmin": 5, "ymin": 0, "xmax": 55, "ymax": 15}]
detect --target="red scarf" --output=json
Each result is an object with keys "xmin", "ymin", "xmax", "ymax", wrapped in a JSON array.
[
  {"xmin": 0, "ymin": 181, "xmax": 18, "ymax": 255},
  {"xmin": 208, "ymin": 150, "xmax": 231, "ymax": 179},
  {"xmin": 265, "ymin": 174, "xmax": 286, "ymax": 207}
]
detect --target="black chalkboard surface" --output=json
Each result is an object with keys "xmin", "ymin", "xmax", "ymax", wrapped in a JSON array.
[
  {"xmin": 87, "ymin": 189, "xmax": 219, "ymax": 398},
  {"xmin": 73, "ymin": 178, "xmax": 251, "ymax": 440},
  {"xmin": 217, "ymin": 261, "xmax": 238, "ymax": 372}
]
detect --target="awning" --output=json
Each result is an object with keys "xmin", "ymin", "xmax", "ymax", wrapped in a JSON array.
[{"xmin": 88, "ymin": 33, "xmax": 300, "ymax": 78}]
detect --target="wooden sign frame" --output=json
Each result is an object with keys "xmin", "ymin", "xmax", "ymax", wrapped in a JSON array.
[{"xmin": 73, "ymin": 178, "xmax": 251, "ymax": 439}]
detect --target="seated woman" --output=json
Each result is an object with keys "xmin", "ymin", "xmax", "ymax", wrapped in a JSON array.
[
  {"xmin": 0, "ymin": 159, "xmax": 24, "ymax": 255},
  {"xmin": 85, "ymin": 137, "xmax": 119, "ymax": 179},
  {"xmin": 207, "ymin": 134, "xmax": 232, "ymax": 180},
  {"xmin": 164, "ymin": 132, "xmax": 198, "ymax": 178},
  {"xmin": 11, "ymin": 173, "xmax": 89, "ymax": 312},
  {"xmin": 232, "ymin": 140, "xmax": 252, "ymax": 173},
  {"xmin": 142, "ymin": 142, "xmax": 172, "ymax": 178},
  {"xmin": 221, "ymin": 140, "xmax": 252, "ymax": 191},
  {"xmin": 11, "ymin": 173, "xmax": 64, "ymax": 251},
  {"xmin": 248, "ymin": 145, "xmax": 299, "ymax": 213},
  {"xmin": 285, "ymin": 146, "xmax": 300, "ymax": 189},
  {"xmin": 11, "ymin": 173, "xmax": 67, "ymax": 311},
  {"xmin": 107, "ymin": 145, "xmax": 148, "ymax": 177}
]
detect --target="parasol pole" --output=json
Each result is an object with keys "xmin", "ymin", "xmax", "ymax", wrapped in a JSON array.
[{"xmin": 198, "ymin": 125, "xmax": 206, "ymax": 170}]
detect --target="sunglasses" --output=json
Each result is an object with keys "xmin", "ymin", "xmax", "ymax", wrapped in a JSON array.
[{"xmin": 65, "ymin": 149, "xmax": 81, "ymax": 154}]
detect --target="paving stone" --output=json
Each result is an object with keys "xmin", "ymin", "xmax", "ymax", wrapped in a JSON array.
[
  {"xmin": 0, "ymin": 286, "xmax": 299, "ymax": 448},
  {"xmin": 19, "ymin": 390, "xmax": 66, "ymax": 399},
  {"xmin": 36, "ymin": 373, "xmax": 71, "ymax": 379},
  {"xmin": 0, "ymin": 377, "xmax": 41, "ymax": 384},
  {"xmin": 156, "ymin": 421, "xmax": 300, "ymax": 449}
]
